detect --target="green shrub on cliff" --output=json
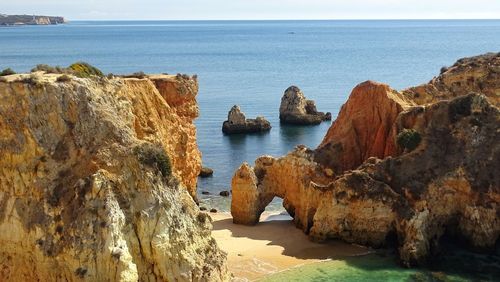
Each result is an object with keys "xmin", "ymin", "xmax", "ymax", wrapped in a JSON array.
[
  {"xmin": 56, "ymin": 74, "xmax": 72, "ymax": 82},
  {"xmin": 134, "ymin": 143, "xmax": 172, "ymax": 177},
  {"xmin": 0, "ymin": 68, "xmax": 16, "ymax": 76},
  {"xmin": 397, "ymin": 129, "xmax": 422, "ymax": 151},
  {"xmin": 69, "ymin": 62, "xmax": 104, "ymax": 78},
  {"xmin": 31, "ymin": 64, "xmax": 68, "ymax": 74}
]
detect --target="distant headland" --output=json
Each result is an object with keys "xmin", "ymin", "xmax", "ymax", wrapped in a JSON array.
[{"xmin": 0, "ymin": 14, "xmax": 66, "ymax": 26}]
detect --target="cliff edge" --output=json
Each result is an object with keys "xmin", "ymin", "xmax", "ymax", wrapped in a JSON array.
[{"xmin": 0, "ymin": 72, "xmax": 229, "ymax": 281}]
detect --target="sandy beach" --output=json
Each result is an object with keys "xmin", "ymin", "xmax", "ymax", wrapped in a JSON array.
[{"xmin": 210, "ymin": 212, "xmax": 371, "ymax": 281}]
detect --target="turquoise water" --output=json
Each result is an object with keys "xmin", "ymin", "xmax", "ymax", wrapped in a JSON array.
[
  {"xmin": 1, "ymin": 20, "xmax": 500, "ymax": 211},
  {"xmin": 263, "ymin": 246, "xmax": 500, "ymax": 282}
]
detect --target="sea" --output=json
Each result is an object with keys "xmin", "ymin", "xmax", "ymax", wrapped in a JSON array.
[{"xmin": 1, "ymin": 20, "xmax": 499, "ymax": 281}]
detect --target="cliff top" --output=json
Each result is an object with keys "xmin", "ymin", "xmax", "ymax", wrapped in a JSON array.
[{"xmin": 0, "ymin": 14, "xmax": 66, "ymax": 25}]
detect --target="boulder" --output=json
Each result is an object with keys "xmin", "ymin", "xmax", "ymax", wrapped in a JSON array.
[
  {"xmin": 279, "ymin": 86, "xmax": 331, "ymax": 125},
  {"xmin": 222, "ymin": 105, "xmax": 271, "ymax": 134},
  {"xmin": 199, "ymin": 166, "xmax": 214, "ymax": 177}
]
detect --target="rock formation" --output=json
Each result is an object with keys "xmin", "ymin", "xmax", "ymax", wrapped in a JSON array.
[
  {"xmin": 315, "ymin": 81, "xmax": 413, "ymax": 173},
  {"xmin": 403, "ymin": 52, "xmax": 500, "ymax": 107},
  {"xmin": 231, "ymin": 54, "xmax": 500, "ymax": 266},
  {"xmin": 199, "ymin": 167, "xmax": 214, "ymax": 178},
  {"xmin": 0, "ymin": 14, "xmax": 66, "ymax": 25},
  {"xmin": 0, "ymin": 73, "xmax": 229, "ymax": 281},
  {"xmin": 279, "ymin": 86, "xmax": 332, "ymax": 125},
  {"xmin": 222, "ymin": 105, "xmax": 271, "ymax": 134}
]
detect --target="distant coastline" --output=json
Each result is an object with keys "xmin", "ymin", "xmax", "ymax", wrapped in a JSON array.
[{"xmin": 0, "ymin": 14, "xmax": 66, "ymax": 26}]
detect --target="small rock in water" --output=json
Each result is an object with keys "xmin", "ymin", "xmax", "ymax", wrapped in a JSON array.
[
  {"xmin": 219, "ymin": 191, "xmax": 230, "ymax": 197},
  {"xmin": 200, "ymin": 206, "xmax": 207, "ymax": 211},
  {"xmin": 279, "ymin": 86, "xmax": 331, "ymax": 125},
  {"xmin": 222, "ymin": 105, "xmax": 271, "ymax": 134},
  {"xmin": 199, "ymin": 167, "xmax": 214, "ymax": 177},
  {"xmin": 210, "ymin": 208, "xmax": 218, "ymax": 213},
  {"xmin": 201, "ymin": 191, "xmax": 210, "ymax": 195}
]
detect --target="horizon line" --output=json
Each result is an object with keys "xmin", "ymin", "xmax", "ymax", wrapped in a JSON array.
[{"xmin": 67, "ymin": 18, "xmax": 500, "ymax": 21}]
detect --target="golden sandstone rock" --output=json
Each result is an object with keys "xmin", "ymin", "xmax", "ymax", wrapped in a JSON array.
[
  {"xmin": 231, "ymin": 54, "xmax": 500, "ymax": 266},
  {"xmin": 0, "ymin": 73, "xmax": 229, "ymax": 281}
]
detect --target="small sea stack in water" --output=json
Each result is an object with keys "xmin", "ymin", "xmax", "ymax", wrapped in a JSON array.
[
  {"xmin": 279, "ymin": 86, "xmax": 331, "ymax": 125},
  {"xmin": 222, "ymin": 105, "xmax": 271, "ymax": 134},
  {"xmin": 199, "ymin": 166, "xmax": 214, "ymax": 177}
]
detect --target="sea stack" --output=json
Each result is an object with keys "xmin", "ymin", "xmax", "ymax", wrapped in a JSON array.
[
  {"xmin": 279, "ymin": 86, "xmax": 331, "ymax": 125},
  {"xmin": 222, "ymin": 105, "xmax": 271, "ymax": 134}
]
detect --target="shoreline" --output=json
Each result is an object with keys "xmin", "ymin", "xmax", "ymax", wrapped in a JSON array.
[{"xmin": 210, "ymin": 212, "xmax": 372, "ymax": 281}]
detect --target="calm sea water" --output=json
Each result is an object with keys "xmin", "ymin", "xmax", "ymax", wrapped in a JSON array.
[
  {"xmin": 2, "ymin": 20, "xmax": 500, "ymax": 210},
  {"xmin": 2, "ymin": 20, "xmax": 500, "ymax": 211},
  {"xmin": 1, "ymin": 19, "xmax": 499, "ymax": 281}
]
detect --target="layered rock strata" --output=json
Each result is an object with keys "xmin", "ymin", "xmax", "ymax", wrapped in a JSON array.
[
  {"xmin": 279, "ymin": 86, "xmax": 331, "ymax": 125},
  {"xmin": 0, "ymin": 73, "xmax": 229, "ymax": 281},
  {"xmin": 232, "ymin": 54, "xmax": 500, "ymax": 266},
  {"xmin": 222, "ymin": 105, "xmax": 271, "ymax": 134}
]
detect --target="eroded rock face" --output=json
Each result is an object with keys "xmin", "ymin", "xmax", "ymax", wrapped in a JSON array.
[
  {"xmin": 315, "ymin": 81, "xmax": 413, "ymax": 173},
  {"xmin": 222, "ymin": 105, "xmax": 271, "ymax": 134},
  {"xmin": 232, "ymin": 93, "xmax": 499, "ymax": 266},
  {"xmin": 0, "ymin": 73, "xmax": 229, "ymax": 281},
  {"xmin": 279, "ymin": 86, "xmax": 331, "ymax": 125},
  {"xmin": 403, "ymin": 52, "xmax": 500, "ymax": 107}
]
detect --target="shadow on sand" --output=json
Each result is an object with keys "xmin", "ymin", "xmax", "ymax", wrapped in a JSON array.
[{"xmin": 212, "ymin": 215, "xmax": 370, "ymax": 260}]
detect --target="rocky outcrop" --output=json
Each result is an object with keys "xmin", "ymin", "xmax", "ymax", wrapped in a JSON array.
[
  {"xmin": 0, "ymin": 14, "xmax": 66, "ymax": 25},
  {"xmin": 232, "ymin": 54, "xmax": 500, "ymax": 266},
  {"xmin": 199, "ymin": 167, "xmax": 214, "ymax": 178},
  {"xmin": 315, "ymin": 81, "xmax": 413, "ymax": 173},
  {"xmin": 232, "ymin": 93, "xmax": 499, "ymax": 266},
  {"xmin": 403, "ymin": 52, "xmax": 500, "ymax": 107},
  {"xmin": 0, "ymin": 73, "xmax": 229, "ymax": 281},
  {"xmin": 222, "ymin": 105, "xmax": 271, "ymax": 134},
  {"xmin": 279, "ymin": 86, "xmax": 331, "ymax": 125}
]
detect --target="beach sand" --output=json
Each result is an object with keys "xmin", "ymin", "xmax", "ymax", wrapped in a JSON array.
[{"xmin": 210, "ymin": 212, "xmax": 371, "ymax": 281}]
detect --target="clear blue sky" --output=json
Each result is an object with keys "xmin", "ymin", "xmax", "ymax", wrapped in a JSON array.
[{"xmin": 3, "ymin": 0, "xmax": 500, "ymax": 20}]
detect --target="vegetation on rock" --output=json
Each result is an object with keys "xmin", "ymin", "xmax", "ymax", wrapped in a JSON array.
[
  {"xmin": 397, "ymin": 129, "xmax": 422, "ymax": 151},
  {"xmin": 0, "ymin": 68, "xmax": 16, "ymax": 76},
  {"xmin": 69, "ymin": 62, "xmax": 104, "ymax": 78},
  {"xmin": 30, "ymin": 62, "xmax": 104, "ymax": 78},
  {"xmin": 134, "ymin": 143, "xmax": 172, "ymax": 177},
  {"xmin": 56, "ymin": 74, "xmax": 72, "ymax": 82}
]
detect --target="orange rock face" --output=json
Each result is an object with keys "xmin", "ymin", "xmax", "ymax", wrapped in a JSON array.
[{"xmin": 315, "ymin": 81, "xmax": 412, "ymax": 174}]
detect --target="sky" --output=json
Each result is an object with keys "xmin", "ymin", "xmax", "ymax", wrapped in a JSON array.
[{"xmin": 2, "ymin": 0, "xmax": 500, "ymax": 20}]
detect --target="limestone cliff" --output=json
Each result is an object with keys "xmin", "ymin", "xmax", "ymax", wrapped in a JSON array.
[
  {"xmin": 231, "ymin": 54, "xmax": 500, "ymax": 266},
  {"xmin": 403, "ymin": 52, "xmax": 500, "ymax": 107},
  {"xmin": 0, "ymin": 73, "xmax": 229, "ymax": 281},
  {"xmin": 315, "ymin": 81, "xmax": 413, "ymax": 173},
  {"xmin": 232, "ymin": 94, "xmax": 499, "ymax": 266}
]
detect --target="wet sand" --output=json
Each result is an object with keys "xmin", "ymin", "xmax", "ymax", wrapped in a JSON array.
[{"xmin": 210, "ymin": 212, "xmax": 371, "ymax": 281}]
